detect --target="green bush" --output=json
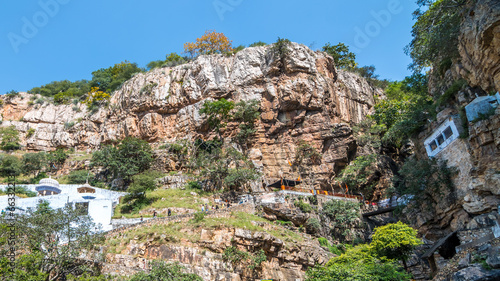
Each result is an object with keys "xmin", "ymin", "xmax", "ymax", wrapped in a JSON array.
[
  {"xmin": 322, "ymin": 199, "xmax": 360, "ymax": 241},
  {"xmin": 67, "ymin": 170, "xmax": 93, "ymax": 184},
  {"xmin": 186, "ymin": 180, "xmax": 202, "ymax": 190},
  {"xmin": 128, "ymin": 260, "xmax": 202, "ymax": 281},
  {"xmin": 26, "ymin": 127, "xmax": 35, "ymax": 138},
  {"xmin": 15, "ymin": 185, "xmax": 37, "ymax": 197},
  {"xmin": 5, "ymin": 90, "xmax": 19, "ymax": 98},
  {"xmin": 306, "ymin": 217, "xmax": 321, "ymax": 233},
  {"xmin": 294, "ymin": 199, "xmax": 313, "ymax": 213},
  {"xmin": 192, "ymin": 211, "xmax": 205, "ymax": 223},
  {"xmin": 249, "ymin": 41, "xmax": 267, "ymax": 47},
  {"xmin": 64, "ymin": 121, "xmax": 75, "ymax": 129},
  {"xmin": 437, "ymin": 79, "xmax": 467, "ymax": 107}
]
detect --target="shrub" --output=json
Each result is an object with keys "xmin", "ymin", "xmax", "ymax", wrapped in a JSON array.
[
  {"xmin": 26, "ymin": 127, "xmax": 35, "ymax": 138},
  {"xmin": 338, "ymin": 154, "xmax": 377, "ymax": 194},
  {"xmin": 64, "ymin": 121, "xmax": 75, "ymax": 129},
  {"xmin": 322, "ymin": 199, "xmax": 360, "ymax": 241},
  {"xmin": 186, "ymin": 180, "xmax": 202, "ymax": 190},
  {"xmin": 5, "ymin": 90, "xmax": 19, "ymax": 98},
  {"xmin": 15, "ymin": 185, "xmax": 37, "ymax": 197},
  {"xmin": 294, "ymin": 200, "xmax": 313, "ymax": 213},
  {"xmin": 306, "ymin": 217, "xmax": 321, "ymax": 233},
  {"xmin": 192, "ymin": 211, "xmax": 205, "ymax": 223},
  {"xmin": 67, "ymin": 170, "xmax": 93, "ymax": 184},
  {"xmin": 128, "ymin": 260, "xmax": 202, "ymax": 281},
  {"xmin": 90, "ymin": 61, "xmax": 143, "ymax": 93},
  {"xmin": 22, "ymin": 152, "xmax": 46, "ymax": 177},
  {"xmin": 437, "ymin": 79, "xmax": 467, "ymax": 107},
  {"xmin": 249, "ymin": 41, "xmax": 267, "ymax": 47}
]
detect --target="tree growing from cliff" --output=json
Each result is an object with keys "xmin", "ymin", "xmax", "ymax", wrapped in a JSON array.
[
  {"xmin": 322, "ymin": 42, "xmax": 357, "ymax": 69},
  {"xmin": 83, "ymin": 87, "xmax": 111, "ymax": 110},
  {"xmin": 406, "ymin": 0, "xmax": 466, "ymax": 72},
  {"xmin": 233, "ymin": 99, "xmax": 261, "ymax": 150},
  {"xmin": 200, "ymin": 98, "xmax": 235, "ymax": 141},
  {"xmin": 0, "ymin": 126, "xmax": 21, "ymax": 151},
  {"xmin": 183, "ymin": 30, "xmax": 233, "ymax": 57},
  {"xmin": 370, "ymin": 221, "xmax": 422, "ymax": 270}
]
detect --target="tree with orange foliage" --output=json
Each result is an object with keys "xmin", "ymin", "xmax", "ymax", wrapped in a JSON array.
[{"xmin": 184, "ymin": 30, "xmax": 233, "ymax": 57}]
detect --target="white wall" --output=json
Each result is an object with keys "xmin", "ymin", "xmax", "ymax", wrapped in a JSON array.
[{"xmin": 424, "ymin": 118, "xmax": 460, "ymax": 158}]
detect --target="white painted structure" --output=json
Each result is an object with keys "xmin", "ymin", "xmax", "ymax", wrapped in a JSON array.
[
  {"xmin": 424, "ymin": 117, "xmax": 461, "ymax": 158},
  {"xmin": 465, "ymin": 93, "xmax": 500, "ymax": 121},
  {"xmin": 0, "ymin": 179, "xmax": 125, "ymax": 231}
]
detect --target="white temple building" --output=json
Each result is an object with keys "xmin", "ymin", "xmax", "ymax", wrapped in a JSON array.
[{"xmin": 0, "ymin": 178, "xmax": 125, "ymax": 231}]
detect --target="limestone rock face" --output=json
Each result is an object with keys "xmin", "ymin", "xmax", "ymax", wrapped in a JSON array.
[
  {"xmin": 104, "ymin": 226, "xmax": 331, "ymax": 281},
  {"xmin": 0, "ymin": 43, "xmax": 380, "ymax": 188},
  {"xmin": 458, "ymin": 0, "xmax": 500, "ymax": 92}
]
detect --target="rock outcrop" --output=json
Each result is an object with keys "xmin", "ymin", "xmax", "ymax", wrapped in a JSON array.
[
  {"xmin": 458, "ymin": 0, "xmax": 500, "ymax": 93},
  {"xmin": 1, "ymin": 43, "xmax": 381, "ymax": 190}
]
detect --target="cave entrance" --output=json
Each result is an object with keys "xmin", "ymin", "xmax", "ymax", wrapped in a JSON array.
[{"xmin": 421, "ymin": 231, "xmax": 459, "ymax": 277}]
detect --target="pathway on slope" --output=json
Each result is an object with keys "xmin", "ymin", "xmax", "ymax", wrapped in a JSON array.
[{"xmin": 105, "ymin": 203, "xmax": 253, "ymax": 236}]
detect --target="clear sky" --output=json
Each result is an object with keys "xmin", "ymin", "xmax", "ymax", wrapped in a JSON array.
[{"xmin": 0, "ymin": 0, "xmax": 418, "ymax": 94}]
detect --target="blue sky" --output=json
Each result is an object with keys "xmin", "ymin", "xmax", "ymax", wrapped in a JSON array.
[{"xmin": 0, "ymin": 0, "xmax": 418, "ymax": 94}]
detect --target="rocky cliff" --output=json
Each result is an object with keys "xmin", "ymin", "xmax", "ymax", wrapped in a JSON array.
[
  {"xmin": 0, "ymin": 43, "xmax": 381, "ymax": 190},
  {"xmin": 458, "ymin": 0, "xmax": 500, "ymax": 93}
]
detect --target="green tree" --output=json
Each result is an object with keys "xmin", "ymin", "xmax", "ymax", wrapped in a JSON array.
[
  {"xmin": 322, "ymin": 199, "xmax": 360, "ymax": 241},
  {"xmin": 147, "ymin": 52, "xmax": 189, "ymax": 70},
  {"xmin": 28, "ymin": 80, "xmax": 90, "ymax": 99},
  {"xmin": 233, "ymin": 99, "xmax": 260, "ymax": 149},
  {"xmin": 120, "ymin": 170, "xmax": 163, "ymax": 213},
  {"xmin": 406, "ymin": 0, "xmax": 466, "ymax": 72},
  {"xmin": 370, "ymin": 221, "xmax": 422, "ymax": 270},
  {"xmin": 0, "ymin": 201, "xmax": 105, "ymax": 280},
  {"xmin": 47, "ymin": 149, "xmax": 69, "ymax": 171},
  {"xmin": 0, "ymin": 154, "xmax": 22, "ymax": 177},
  {"xmin": 0, "ymin": 126, "xmax": 21, "ymax": 151},
  {"xmin": 199, "ymin": 98, "xmax": 235, "ymax": 141},
  {"xmin": 90, "ymin": 61, "xmax": 143, "ymax": 93},
  {"xmin": 338, "ymin": 154, "xmax": 377, "ymax": 194},
  {"xmin": 306, "ymin": 244, "xmax": 411, "ymax": 281},
  {"xmin": 395, "ymin": 157, "xmax": 454, "ymax": 204},
  {"xmin": 22, "ymin": 152, "xmax": 47, "ymax": 177},
  {"xmin": 67, "ymin": 170, "xmax": 93, "ymax": 184},
  {"xmin": 91, "ymin": 137, "xmax": 153, "ymax": 184},
  {"xmin": 322, "ymin": 42, "xmax": 357, "ymax": 69},
  {"xmin": 191, "ymin": 145, "xmax": 257, "ymax": 191},
  {"xmin": 128, "ymin": 261, "xmax": 202, "ymax": 281},
  {"xmin": 269, "ymin": 37, "xmax": 292, "ymax": 72}
]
